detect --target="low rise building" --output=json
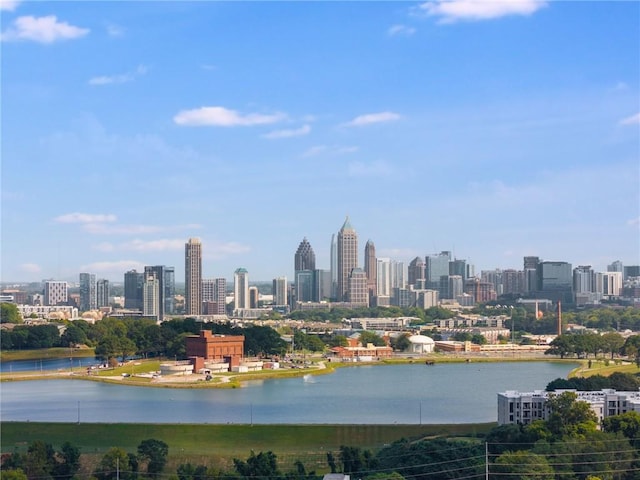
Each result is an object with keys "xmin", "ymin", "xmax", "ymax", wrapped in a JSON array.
[
  {"xmin": 498, "ymin": 389, "xmax": 640, "ymax": 426},
  {"xmin": 185, "ymin": 330, "xmax": 244, "ymax": 371}
]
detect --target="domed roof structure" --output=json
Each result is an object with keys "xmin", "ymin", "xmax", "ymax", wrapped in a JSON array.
[{"xmin": 408, "ymin": 335, "xmax": 435, "ymax": 344}]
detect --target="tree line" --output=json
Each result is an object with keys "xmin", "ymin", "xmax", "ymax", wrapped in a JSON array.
[
  {"xmin": 545, "ymin": 332, "xmax": 640, "ymax": 366},
  {"xmin": 3, "ymin": 394, "xmax": 639, "ymax": 480}
]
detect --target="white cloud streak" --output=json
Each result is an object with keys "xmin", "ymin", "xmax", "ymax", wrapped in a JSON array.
[
  {"xmin": 80, "ymin": 260, "xmax": 145, "ymax": 275},
  {"xmin": 20, "ymin": 263, "xmax": 42, "ymax": 273},
  {"xmin": 418, "ymin": 0, "xmax": 547, "ymax": 23},
  {"xmin": 0, "ymin": 0, "xmax": 20, "ymax": 11},
  {"xmin": 342, "ymin": 111, "xmax": 401, "ymax": 127},
  {"xmin": 388, "ymin": 24, "xmax": 417, "ymax": 36},
  {"xmin": 619, "ymin": 112, "xmax": 640, "ymax": 126},
  {"xmin": 2, "ymin": 15, "xmax": 89, "ymax": 43},
  {"xmin": 89, "ymin": 65, "xmax": 148, "ymax": 86},
  {"xmin": 262, "ymin": 124, "xmax": 311, "ymax": 139},
  {"xmin": 54, "ymin": 212, "xmax": 117, "ymax": 224},
  {"xmin": 174, "ymin": 106, "xmax": 286, "ymax": 127}
]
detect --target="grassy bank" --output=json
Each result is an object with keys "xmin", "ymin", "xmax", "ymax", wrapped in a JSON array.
[
  {"xmin": 568, "ymin": 359, "xmax": 640, "ymax": 378},
  {"xmin": 0, "ymin": 421, "xmax": 495, "ymax": 470},
  {"xmin": 0, "ymin": 347, "xmax": 96, "ymax": 362}
]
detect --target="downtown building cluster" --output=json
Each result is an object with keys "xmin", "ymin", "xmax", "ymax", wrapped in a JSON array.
[{"xmin": 3, "ymin": 217, "xmax": 639, "ymax": 321}]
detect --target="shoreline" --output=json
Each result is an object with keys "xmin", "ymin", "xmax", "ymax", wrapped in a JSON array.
[{"xmin": 0, "ymin": 354, "xmax": 578, "ymax": 388}]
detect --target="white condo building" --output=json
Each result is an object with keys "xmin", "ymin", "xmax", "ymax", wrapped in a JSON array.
[{"xmin": 498, "ymin": 389, "xmax": 640, "ymax": 426}]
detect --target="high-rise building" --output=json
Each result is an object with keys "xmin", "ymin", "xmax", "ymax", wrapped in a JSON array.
[
  {"xmin": 295, "ymin": 238, "xmax": 316, "ymax": 271},
  {"xmin": 481, "ymin": 269, "xmax": 503, "ymax": 297},
  {"xmin": 523, "ymin": 256, "xmax": 540, "ymax": 294},
  {"xmin": 596, "ymin": 272, "xmax": 623, "ymax": 297},
  {"xmin": 537, "ymin": 261, "xmax": 573, "ymax": 303},
  {"xmin": 376, "ymin": 258, "xmax": 392, "ymax": 297},
  {"xmin": 234, "ymin": 268, "xmax": 249, "ymax": 309},
  {"xmin": 44, "ymin": 280, "xmax": 68, "ymax": 306},
  {"xmin": 214, "ymin": 278, "xmax": 227, "ymax": 314},
  {"xmin": 502, "ymin": 269, "xmax": 523, "ymax": 295},
  {"xmin": 391, "ymin": 260, "xmax": 406, "ymax": 290},
  {"xmin": 295, "ymin": 270, "xmax": 314, "ymax": 303},
  {"xmin": 79, "ymin": 273, "xmax": 97, "ymax": 312},
  {"xmin": 249, "ymin": 286, "xmax": 259, "ymax": 308},
  {"xmin": 448, "ymin": 275, "xmax": 463, "ymax": 300},
  {"xmin": 364, "ymin": 240, "xmax": 377, "ymax": 299},
  {"xmin": 449, "ymin": 259, "xmax": 467, "ymax": 280},
  {"xmin": 624, "ymin": 266, "xmax": 640, "ymax": 280},
  {"xmin": 202, "ymin": 278, "xmax": 216, "ymax": 302},
  {"xmin": 337, "ymin": 216, "xmax": 358, "ymax": 301},
  {"xmin": 96, "ymin": 279, "xmax": 110, "ymax": 308},
  {"xmin": 607, "ymin": 260, "xmax": 623, "ymax": 273},
  {"xmin": 124, "ymin": 270, "xmax": 144, "ymax": 310},
  {"xmin": 330, "ymin": 234, "xmax": 338, "ymax": 301},
  {"xmin": 426, "ymin": 251, "xmax": 451, "ymax": 297},
  {"xmin": 573, "ymin": 266, "xmax": 595, "ymax": 293},
  {"xmin": 313, "ymin": 269, "xmax": 332, "ymax": 302},
  {"xmin": 408, "ymin": 257, "xmax": 425, "ymax": 287},
  {"xmin": 273, "ymin": 277, "xmax": 288, "ymax": 306},
  {"xmin": 145, "ymin": 265, "xmax": 174, "ymax": 321},
  {"xmin": 348, "ymin": 268, "xmax": 369, "ymax": 306},
  {"xmin": 185, "ymin": 238, "xmax": 202, "ymax": 316},
  {"xmin": 143, "ymin": 270, "xmax": 160, "ymax": 321}
]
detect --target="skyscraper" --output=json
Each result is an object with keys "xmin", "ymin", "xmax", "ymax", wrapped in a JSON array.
[
  {"xmin": 234, "ymin": 268, "xmax": 249, "ymax": 310},
  {"xmin": 79, "ymin": 273, "xmax": 96, "ymax": 312},
  {"xmin": 124, "ymin": 270, "xmax": 144, "ymax": 310},
  {"xmin": 143, "ymin": 270, "xmax": 160, "ymax": 321},
  {"xmin": 294, "ymin": 238, "xmax": 316, "ymax": 271},
  {"xmin": 337, "ymin": 216, "xmax": 358, "ymax": 301},
  {"xmin": 273, "ymin": 277, "xmax": 288, "ymax": 306},
  {"xmin": 330, "ymin": 234, "xmax": 338, "ymax": 300},
  {"xmin": 145, "ymin": 265, "xmax": 173, "ymax": 321},
  {"xmin": 364, "ymin": 240, "xmax": 377, "ymax": 299},
  {"xmin": 185, "ymin": 238, "xmax": 202, "ymax": 316},
  {"xmin": 425, "ymin": 251, "xmax": 451, "ymax": 296},
  {"xmin": 44, "ymin": 280, "xmax": 68, "ymax": 306},
  {"xmin": 348, "ymin": 268, "xmax": 369, "ymax": 306},
  {"xmin": 408, "ymin": 257, "xmax": 425, "ymax": 287},
  {"xmin": 96, "ymin": 279, "xmax": 110, "ymax": 308}
]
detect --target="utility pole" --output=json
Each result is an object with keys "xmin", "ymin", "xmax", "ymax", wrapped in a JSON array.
[
  {"xmin": 116, "ymin": 457, "xmax": 119, "ymax": 480},
  {"xmin": 485, "ymin": 442, "xmax": 489, "ymax": 480}
]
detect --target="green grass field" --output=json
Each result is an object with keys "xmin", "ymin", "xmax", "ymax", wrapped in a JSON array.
[{"xmin": 0, "ymin": 422, "xmax": 495, "ymax": 473}]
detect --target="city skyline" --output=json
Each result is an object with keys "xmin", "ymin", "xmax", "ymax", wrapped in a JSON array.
[{"xmin": 2, "ymin": 1, "xmax": 638, "ymax": 283}]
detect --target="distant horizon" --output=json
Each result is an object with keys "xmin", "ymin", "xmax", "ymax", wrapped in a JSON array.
[{"xmin": 2, "ymin": 1, "xmax": 638, "ymax": 284}]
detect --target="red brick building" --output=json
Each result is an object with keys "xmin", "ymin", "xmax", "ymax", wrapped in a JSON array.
[{"xmin": 185, "ymin": 330, "xmax": 244, "ymax": 366}]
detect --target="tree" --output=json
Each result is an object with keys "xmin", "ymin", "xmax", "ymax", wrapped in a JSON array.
[
  {"xmin": 233, "ymin": 451, "xmax": 281, "ymax": 480},
  {"xmin": 0, "ymin": 470, "xmax": 27, "ymax": 480},
  {"xmin": 94, "ymin": 447, "xmax": 132, "ymax": 480},
  {"xmin": 608, "ymin": 371, "xmax": 640, "ymax": 391},
  {"xmin": 492, "ymin": 451, "xmax": 554, "ymax": 480},
  {"xmin": 546, "ymin": 335, "xmax": 573, "ymax": 359},
  {"xmin": 53, "ymin": 442, "xmax": 81, "ymax": 480},
  {"xmin": 1, "ymin": 303, "xmax": 22, "ymax": 323},
  {"xmin": 23, "ymin": 440, "xmax": 56, "ymax": 480},
  {"xmin": 391, "ymin": 334, "xmax": 411, "ymax": 352},
  {"xmin": 600, "ymin": 332, "xmax": 625, "ymax": 359},
  {"xmin": 602, "ymin": 411, "xmax": 640, "ymax": 443},
  {"xmin": 61, "ymin": 325, "xmax": 88, "ymax": 347},
  {"xmin": 545, "ymin": 391, "xmax": 598, "ymax": 438},
  {"xmin": 358, "ymin": 331, "xmax": 386, "ymax": 347},
  {"xmin": 623, "ymin": 335, "xmax": 640, "ymax": 367},
  {"xmin": 137, "ymin": 439, "xmax": 169, "ymax": 478}
]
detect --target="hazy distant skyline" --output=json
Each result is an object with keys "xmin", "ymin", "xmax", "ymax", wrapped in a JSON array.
[{"xmin": 2, "ymin": 1, "xmax": 638, "ymax": 283}]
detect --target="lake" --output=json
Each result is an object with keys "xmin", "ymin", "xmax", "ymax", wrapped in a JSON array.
[{"xmin": 0, "ymin": 361, "xmax": 574, "ymax": 424}]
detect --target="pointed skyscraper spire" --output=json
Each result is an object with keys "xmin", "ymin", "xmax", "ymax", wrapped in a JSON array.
[{"xmin": 341, "ymin": 215, "xmax": 354, "ymax": 232}]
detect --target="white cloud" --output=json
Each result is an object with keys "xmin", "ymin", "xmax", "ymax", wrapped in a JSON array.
[
  {"xmin": 93, "ymin": 242, "xmax": 115, "ymax": 252},
  {"xmin": 388, "ymin": 24, "xmax": 416, "ymax": 36},
  {"xmin": 262, "ymin": 124, "xmax": 311, "ymax": 139},
  {"xmin": 80, "ymin": 260, "xmax": 145, "ymax": 275},
  {"xmin": 105, "ymin": 23, "xmax": 124, "ymax": 37},
  {"xmin": 89, "ymin": 65, "xmax": 148, "ymax": 86},
  {"xmin": 174, "ymin": 106, "xmax": 286, "ymax": 127},
  {"xmin": 201, "ymin": 64, "xmax": 217, "ymax": 71},
  {"xmin": 0, "ymin": 0, "xmax": 20, "ymax": 11},
  {"xmin": 417, "ymin": 0, "xmax": 547, "ymax": 23},
  {"xmin": 627, "ymin": 217, "xmax": 640, "ymax": 228},
  {"xmin": 619, "ymin": 112, "xmax": 640, "ymax": 126},
  {"xmin": 20, "ymin": 263, "xmax": 41, "ymax": 273},
  {"xmin": 205, "ymin": 241, "xmax": 251, "ymax": 259},
  {"xmin": 54, "ymin": 212, "xmax": 117, "ymax": 224},
  {"xmin": 300, "ymin": 145, "xmax": 359, "ymax": 158},
  {"xmin": 2, "ymin": 15, "xmax": 89, "ymax": 43},
  {"xmin": 348, "ymin": 160, "xmax": 393, "ymax": 177},
  {"xmin": 342, "ymin": 111, "xmax": 401, "ymax": 127},
  {"xmin": 83, "ymin": 223, "xmax": 163, "ymax": 235},
  {"xmin": 123, "ymin": 239, "xmax": 185, "ymax": 252}
]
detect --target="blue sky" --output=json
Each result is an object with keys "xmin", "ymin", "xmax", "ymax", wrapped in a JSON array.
[{"xmin": 1, "ymin": 0, "xmax": 639, "ymax": 283}]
